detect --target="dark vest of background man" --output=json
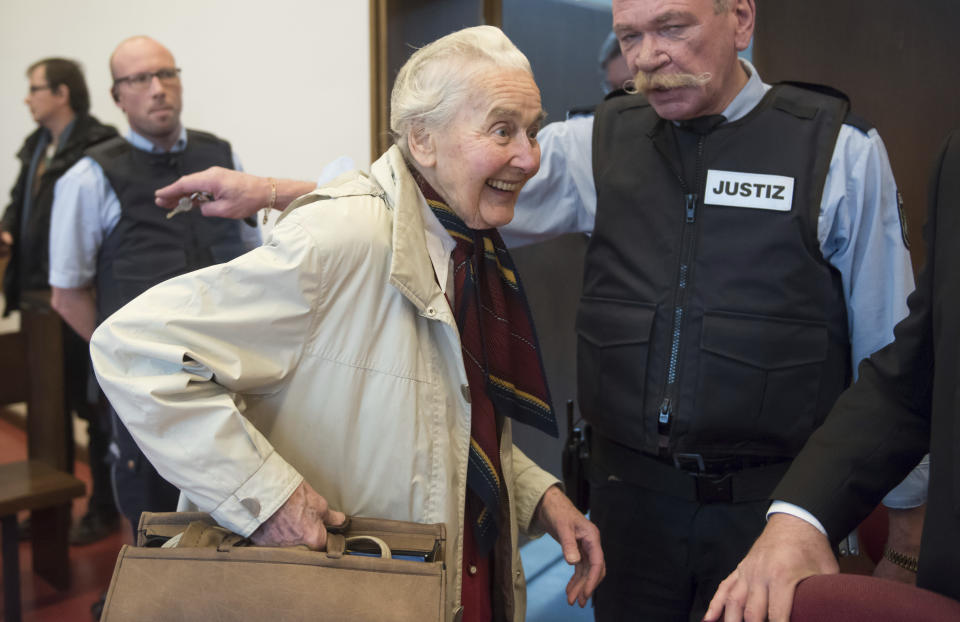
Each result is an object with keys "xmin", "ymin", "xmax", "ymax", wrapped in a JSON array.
[
  {"xmin": 0, "ymin": 57, "xmax": 120, "ymax": 545},
  {"xmin": 89, "ymin": 131, "xmax": 247, "ymax": 322},
  {"xmin": 47, "ymin": 36, "xmax": 256, "ymax": 537}
]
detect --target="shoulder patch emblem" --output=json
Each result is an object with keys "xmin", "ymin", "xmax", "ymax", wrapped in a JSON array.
[{"xmin": 897, "ymin": 190, "xmax": 910, "ymax": 249}]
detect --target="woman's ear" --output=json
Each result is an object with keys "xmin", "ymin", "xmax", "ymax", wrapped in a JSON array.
[{"xmin": 407, "ymin": 124, "xmax": 437, "ymax": 169}]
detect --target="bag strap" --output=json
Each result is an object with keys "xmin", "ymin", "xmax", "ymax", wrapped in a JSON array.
[
  {"xmin": 326, "ymin": 515, "xmax": 352, "ymax": 535},
  {"xmin": 176, "ymin": 521, "xmax": 249, "ymax": 550}
]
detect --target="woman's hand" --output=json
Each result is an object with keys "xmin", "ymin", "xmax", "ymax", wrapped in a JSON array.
[
  {"xmin": 535, "ymin": 485, "xmax": 606, "ymax": 607},
  {"xmin": 250, "ymin": 480, "xmax": 346, "ymax": 550}
]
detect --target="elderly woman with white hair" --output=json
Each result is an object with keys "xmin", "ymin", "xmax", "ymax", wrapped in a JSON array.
[{"xmin": 90, "ymin": 25, "xmax": 604, "ymax": 621}]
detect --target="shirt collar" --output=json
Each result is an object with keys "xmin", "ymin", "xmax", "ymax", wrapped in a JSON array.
[
  {"xmin": 420, "ymin": 194, "xmax": 457, "ymax": 296},
  {"xmin": 125, "ymin": 125, "xmax": 187, "ymax": 153},
  {"xmin": 56, "ymin": 118, "xmax": 76, "ymax": 153},
  {"xmin": 720, "ymin": 58, "xmax": 771, "ymax": 123}
]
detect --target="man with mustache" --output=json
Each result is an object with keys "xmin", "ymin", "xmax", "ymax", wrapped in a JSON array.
[
  {"xmin": 504, "ymin": 0, "xmax": 924, "ymax": 619},
  {"xmin": 47, "ymin": 36, "xmax": 260, "ymax": 536},
  {"xmin": 150, "ymin": 1, "xmax": 921, "ymax": 618}
]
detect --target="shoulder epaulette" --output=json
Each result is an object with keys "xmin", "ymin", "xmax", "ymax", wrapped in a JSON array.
[
  {"xmin": 777, "ymin": 80, "xmax": 850, "ymax": 103},
  {"xmin": 842, "ymin": 111, "xmax": 874, "ymax": 135}
]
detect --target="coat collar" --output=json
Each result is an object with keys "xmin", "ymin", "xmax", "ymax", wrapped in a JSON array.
[
  {"xmin": 17, "ymin": 114, "xmax": 117, "ymax": 165},
  {"xmin": 370, "ymin": 145, "xmax": 451, "ymax": 320}
]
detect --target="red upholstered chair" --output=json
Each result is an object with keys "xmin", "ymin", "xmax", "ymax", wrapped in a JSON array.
[
  {"xmin": 790, "ymin": 505, "xmax": 960, "ymax": 621},
  {"xmin": 791, "ymin": 574, "xmax": 960, "ymax": 621}
]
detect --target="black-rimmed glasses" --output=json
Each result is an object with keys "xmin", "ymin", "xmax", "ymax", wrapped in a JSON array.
[{"xmin": 113, "ymin": 68, "xmax": 181, "ymax": 91}]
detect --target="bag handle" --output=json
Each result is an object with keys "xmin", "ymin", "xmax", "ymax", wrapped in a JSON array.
[{"xmin": 325, "ymin": 534, "xmax": 392, "ymax": 560}]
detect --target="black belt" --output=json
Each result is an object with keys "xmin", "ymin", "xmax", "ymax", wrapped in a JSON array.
[{"xmin": 590, "ymin": 434, "xmax": 792, "ymax": 504}]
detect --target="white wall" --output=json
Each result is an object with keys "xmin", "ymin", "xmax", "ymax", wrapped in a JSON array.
[{"xmin": 0, "ymin": 0, "xmax": 371, "ymax": 201}]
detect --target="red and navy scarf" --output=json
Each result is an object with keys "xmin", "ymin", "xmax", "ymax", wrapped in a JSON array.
[{"xmin": 412, "ymin": 173, "xmax": 558, "ymax": 554}]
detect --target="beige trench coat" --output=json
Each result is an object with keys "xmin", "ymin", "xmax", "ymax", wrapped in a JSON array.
[{"xmin": 91, "ymin": 145, "xmax": 559, "ymax": 621}]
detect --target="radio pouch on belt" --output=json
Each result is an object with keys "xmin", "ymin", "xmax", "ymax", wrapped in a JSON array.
[{"xmin": 561, "ymin": 400, "xmax": 591, "ymax": 513}]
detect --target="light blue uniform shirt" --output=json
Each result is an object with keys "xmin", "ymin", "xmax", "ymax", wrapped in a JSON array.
[
  {"xmin": 49, "ymin": 126, "xmax": 260, "ymax": 289},
  {"xmin": 502, "ymin": 60, "xmax": 927, "ymax": 510}
]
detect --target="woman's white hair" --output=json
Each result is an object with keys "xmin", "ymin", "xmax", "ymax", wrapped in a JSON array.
[{"xmin": 390, "ymin": 25, "xmax": 533, "ymax": 160}]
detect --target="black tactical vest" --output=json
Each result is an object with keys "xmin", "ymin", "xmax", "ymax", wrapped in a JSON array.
[
  {"xmin": 577, "ymin": 84, "xmax": 853, "ymax": 459},
  {"xmin": 89, "ymin": 130, "xmax": 248, "ymax": 322}
]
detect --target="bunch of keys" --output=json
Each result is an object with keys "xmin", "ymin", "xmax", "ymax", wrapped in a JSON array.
[{"xmin": 166, "ymin": 191, "xmax": 214, "ymax": 219}]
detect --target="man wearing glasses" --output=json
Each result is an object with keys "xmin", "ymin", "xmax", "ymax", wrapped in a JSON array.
[
  {"xmin": 1, "ymin": 58, "xmax": 119, "ymax": 545},
  {"xmin": 48, "ymin": 36, "xmax": 260, "ymax": 535}
]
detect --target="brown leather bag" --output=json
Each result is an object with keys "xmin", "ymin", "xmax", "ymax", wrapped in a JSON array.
[{"xmin": 101, "ymin": 511, "xmax": 447, "ymax": 621}]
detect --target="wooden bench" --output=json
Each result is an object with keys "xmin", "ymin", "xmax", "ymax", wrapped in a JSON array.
[{"xmin": 0, "ymin": 460, "xmax": 85, "ymax": 622}]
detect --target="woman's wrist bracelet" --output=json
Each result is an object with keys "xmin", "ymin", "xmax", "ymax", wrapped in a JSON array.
[{"xmin": 262, "ymin": 177, "xmax": 277, "ymax": 225}]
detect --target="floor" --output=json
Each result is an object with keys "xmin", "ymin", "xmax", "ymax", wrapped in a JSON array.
[{"xmin": 0, "ymin": 409, "xmax": 132, "ymax": 622}]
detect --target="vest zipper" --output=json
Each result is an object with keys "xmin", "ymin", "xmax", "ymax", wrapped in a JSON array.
[{"xmin": 657, "ymin": 133, "xmax": 706, "ymax": 454}]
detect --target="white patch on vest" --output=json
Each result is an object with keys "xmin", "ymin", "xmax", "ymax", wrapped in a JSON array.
[{"xmin": 704, "ymin": 170, "xmax": 795, "ymax": 211}]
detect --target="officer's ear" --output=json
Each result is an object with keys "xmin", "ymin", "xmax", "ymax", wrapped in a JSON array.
[
  {"xmin": 733, "ymin": 0, "xmax": 757, "ymax": 52},
  {"xmin": 111, "ymin": 85, "xmax": 120, "ymax": 104}
]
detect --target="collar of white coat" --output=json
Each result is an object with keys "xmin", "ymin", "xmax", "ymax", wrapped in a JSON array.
[{"xmin": 371, "ymin": 145, "xmax": 454, "ymax": 322}]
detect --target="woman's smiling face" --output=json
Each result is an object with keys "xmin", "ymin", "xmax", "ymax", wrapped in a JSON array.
[{"xmin": 419, "ymin": 67, "xmax": 544, "ymax": 229}]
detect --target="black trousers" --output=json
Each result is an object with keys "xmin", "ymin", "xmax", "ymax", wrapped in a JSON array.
[
  {"xmin": 62, "ymin": 325, "xmax": 116, "ymax": 518},
  {"xmin": 589, "ymin": 459, "xmax": 769, "ymax": 622},
  {"xmin": 109, "ymin": 407, "xmax": 180, "ymax": 537}
]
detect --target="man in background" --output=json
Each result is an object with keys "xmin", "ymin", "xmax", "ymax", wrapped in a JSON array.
[
  {"xmin": 1, "ymin": 57, "xmax": 119, "ymax": 545},
  {"xmin": 598, "ymin": 31, "xmax": 633, "ymax": 95},
  {"xmin": 48, "ymin": 36, "xmax": 259, "ymax": 535}
]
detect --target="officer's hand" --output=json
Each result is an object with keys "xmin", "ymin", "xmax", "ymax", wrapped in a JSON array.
[
  {"xmin": 250, "ymin": 480, "xmax": 346, "ymax": 550},
  {"xmin": 703, "ymin": 513, "xmax": 838, "ymax": 622},
  {"xmin": 0, "ymin": 230, "xmax": 12, "ymax": 258},
  {"xmin": 155, "ymin": 166, "xmax": 271, "ymax": 220},
  {"xmin": 535, "ymin": 485, "xmax": 606, "ymax": 607}
]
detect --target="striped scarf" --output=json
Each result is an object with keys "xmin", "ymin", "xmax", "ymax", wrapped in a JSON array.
[{"xmin": 417, "ymin": 179, "xmax": 558, "ymax": 554}]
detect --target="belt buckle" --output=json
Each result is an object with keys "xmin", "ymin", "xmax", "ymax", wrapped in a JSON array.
[
  {"xmin": 672, "ymin": 453, "xmax": 706, "ymax": 473},
  {"xmin": 695, "ymin": 473, "xmax": 733, "ymax": 503}
]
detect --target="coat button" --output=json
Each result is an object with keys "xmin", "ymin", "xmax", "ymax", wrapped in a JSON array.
[
  {"xmin": 426, "ymin": 307, "xmax": 437, "ymax": 317},
  {"xmin": 240, "ymin": 498, "xmax": 261, "ymax": 517},
  {"xmin": 468, "ymin": 564, "xmax": 478, "ymax": 576},
  {"xmin": 126, "ymin": 459, "xmax": 136, "ymax": 471},
  {"xmin": 460, "ymin": 384, "xmax": 471, "ymax": 403}
]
